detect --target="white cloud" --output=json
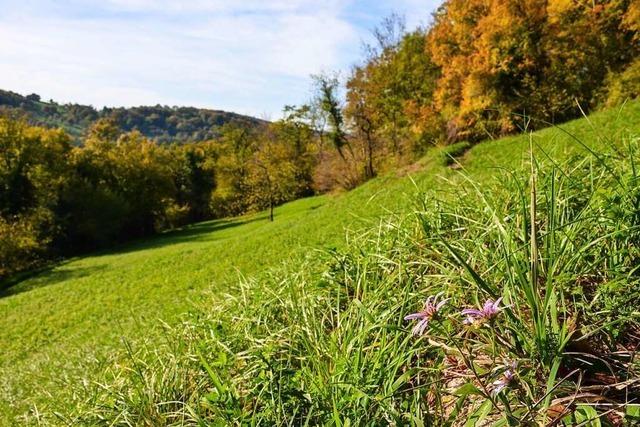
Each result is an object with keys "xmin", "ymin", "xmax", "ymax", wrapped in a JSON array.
[
  {"xmin": 102, "ymin": 0, "xmax": 338, "ymax": 14},
  {"xmin": 0, "ymin": 0, "xmax": 440, "ymax": 117}
]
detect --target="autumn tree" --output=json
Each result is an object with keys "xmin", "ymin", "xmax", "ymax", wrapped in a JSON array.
[
  {"xmin": 345, "ymin": 17, "xmax": 441, "ymax": 177},
  {"xmin": 426, "ymin": 0, "xmax": 640, "ymax": 141},
  {"xmin": 345, "ymin": 67, "xmax": 378, "ymax": 179},
  {"xmin": 0, "ymin": 115, "xmax": 72, "ymax": 277},
  {"xmin": 211, "ymin": 123, "xmax": 258, "ymax": 216},
  {"xmin": 246, "ymin": 128, "xmax": 299, "ymax": 221}
]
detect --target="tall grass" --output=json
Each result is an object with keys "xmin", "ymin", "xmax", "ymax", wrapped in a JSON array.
[
  {"xmin": 67, "ymin": 127, "xmax": 640, "ymax": 426},
  {"xmin": 418, "ymin": 132, "xmax": 640, "ymax": 424}
]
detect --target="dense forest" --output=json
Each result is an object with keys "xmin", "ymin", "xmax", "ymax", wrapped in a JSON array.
[
  {"xmin": 2, "ymin": 0, "xmax": 639, "ymax": 281},
  {"xmin": 0, "ymin": 89, "xmax": 265, "ymax": 143}
]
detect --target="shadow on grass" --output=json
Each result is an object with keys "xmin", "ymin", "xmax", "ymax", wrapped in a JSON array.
[
  {"xmin": 0, "ymin": 217, "xmax": 264, "ymax": 299},
  {"xmin": 101, "ymin": 215, "xmax": 268, "ymax": 256},
  {"xmin": 0, "ymin": 262, "xmax": 107, "ymax": 299},
  {"xmin": 0, "ymin": 201, "xmax": 322, "ymax": 299}
]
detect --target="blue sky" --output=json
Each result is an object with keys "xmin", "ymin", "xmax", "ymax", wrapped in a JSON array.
[{"xmin": 0, "ymin": 0, "xmax": 441, "ymax": 118}]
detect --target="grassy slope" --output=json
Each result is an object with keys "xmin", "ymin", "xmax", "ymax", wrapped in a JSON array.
[{"xmin": 1, "ymin": 101, "xmax": 639, "ymax": 423}]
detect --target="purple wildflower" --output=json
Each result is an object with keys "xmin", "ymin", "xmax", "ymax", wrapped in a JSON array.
[
  {"xmin": 491, "ymin": 361, "xmax": 517, "ymax": 395},
  {"xmin": 404, "ymin": 292, "xmax": 449, "ymax": 336},
  {"xmin": 461, "ymin": 297, "xmax": 504, "ymax": 325}
]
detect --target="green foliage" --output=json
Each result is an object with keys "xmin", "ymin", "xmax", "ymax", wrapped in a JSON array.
[
  {"xmin": 171, "ymin": 142, "xmax": 217, "ymax": 223},
  {"xmin": 602, "ymin": 58, "xmax": 640, "ymax": 108},
  {"xmin": 0, "ymin": 109, "xmax": 321, "ymax": 279},
  {"xmin": 347, "ymin": 25, "xmax": 441, "ymax": 159},
  {"xmin": 72, "ymin": 127, "xmax": 640, "ymax": 424},
  {"xmin": 212, "ymin": 116, "xmax": 316, "ymax": 219},
  {"xmin": 0, "ymin": 89, "xmax": 264, "ymax": 143},
  {"xmin": 0, "ymin": 116, "xmax": 71, "ymax": 278},
  {"xmin": 1, "ymin": 5, "xmax": 640, "ymax": 420},
  {"xmin": 73, "ymin": 125, "xmax": 177, "ymax": 238}
]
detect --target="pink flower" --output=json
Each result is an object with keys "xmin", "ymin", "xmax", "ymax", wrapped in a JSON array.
[
  {"xmin": 461, "ymin": 297, "xmax": 503, "ymax": 325},
  {"xmin": 491, "ymin": 361, "xmax": 517, "ymax": 395},
  {"xmin": 404, "ymin": 292, "xmax": 449, "ymax": 335}
]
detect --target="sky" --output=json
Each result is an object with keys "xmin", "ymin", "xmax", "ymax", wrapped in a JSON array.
[{"xmin": 0, "ymin": 0, "xmax": 441, "ymax": 118}]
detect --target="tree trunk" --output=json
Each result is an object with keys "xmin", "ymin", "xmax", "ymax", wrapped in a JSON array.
[
  {"xmin": 362, "ymin": 120, "xmax": 375, "ymax": 179},
  {"xmin": 269, "ymin": 199, "xmax": 274, "ymax": 222},
  {"xmin": 367, "ymin": 137, "xmax": 374, "ymax": 178}
]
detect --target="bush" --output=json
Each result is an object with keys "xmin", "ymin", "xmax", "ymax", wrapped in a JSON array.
[
  {"xmin": 0, "ymin": 210, "xmax": 53, "ymax": 280},
  {"xmin": 602, "ymin": 58, "xmax": 640, "ymax": 108}
]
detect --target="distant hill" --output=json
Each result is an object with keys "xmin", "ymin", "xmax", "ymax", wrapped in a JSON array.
[{"xmin": 0, "ymin": 89, "xmax": 266, "ymax": 143}]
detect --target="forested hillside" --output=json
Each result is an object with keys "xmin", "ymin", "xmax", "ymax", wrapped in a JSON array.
[
  {"xmin": 0, "ymin": 89, "xmax": 264, "ymax": 143},
  {"xmin": 344, "ymin": 1, "xmax": 640, "ymax": 151}
]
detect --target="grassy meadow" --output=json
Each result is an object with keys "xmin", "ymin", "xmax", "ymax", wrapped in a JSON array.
[{"xmin": 2, "ymin": 101, "xmax": 640, "ymax": 425}]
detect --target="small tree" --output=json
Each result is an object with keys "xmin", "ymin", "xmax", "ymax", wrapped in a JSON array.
[
  {"xmin": 211, "ymin": 123, "xmax": 257, "ymax": 216},
  {"xmin": 311, "ymin": 73, "xmax": 351, "ymax": 161},
  {"xmin": 246, "ymin": 129, "xmax": 299, "ymax": 222},
  {"xmin": 346, "ymin": 67, "xmax": 379, "ymax": 179}
]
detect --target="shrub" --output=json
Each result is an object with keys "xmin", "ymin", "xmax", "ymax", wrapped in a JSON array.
[
  {"xmin": 602, "ymin": 58, "xmax": 640, "ymax": 109},
  {"xmin": 0, "ymin": 210, "xmax": 53, "ymax": 280}
]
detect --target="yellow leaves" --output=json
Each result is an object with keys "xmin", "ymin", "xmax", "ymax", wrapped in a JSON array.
[
  {"xmin": 547, "ymin": 0, "xmax": 576, "ymax": 20},
  {"xmin": 623, "ymin": 0, "xmax": 640, "ymax": 37},
  {"xmin": 0, "ymin": 211, "xmax": 52, "ymax": 279},
  {"xmin": 602, "ymin": 57, "xmax": 640, "ymax": 108},
  {"xmin": 417, "ymin": 0, "xmax": 639, "ymax": 142},
  {"xmin": 460, "ymin": 76, "xmax": 493, "ymax": 115}
]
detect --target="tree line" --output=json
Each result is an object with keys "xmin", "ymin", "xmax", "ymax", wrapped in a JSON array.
[
  {"xmin": 341, "ymin": 0, "xmax": 640, "ymax": 169},
  {"xmin": 0, "ymin": 89, "xmax": 264, "ymax": 143},
  {"xmin": 299, "ymin": 0, "xmax": 640, "ymax": 190},
  {"xmin": 2, "ymin": 0, "xmax": 639, "ymax": 281}
]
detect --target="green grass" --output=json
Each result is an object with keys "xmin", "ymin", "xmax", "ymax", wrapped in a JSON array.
[
  {"xmin": 2, "ymin": 102, "xmax": 640, "ymax": 425},
  {"xmin": 0, "ymin": 157, "xmax": 439, "ymax": 424}
]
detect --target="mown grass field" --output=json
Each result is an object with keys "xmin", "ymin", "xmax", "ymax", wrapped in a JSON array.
[{"xmin": 2, "ymin": 101, "xmax": 640, "ymax": 425}]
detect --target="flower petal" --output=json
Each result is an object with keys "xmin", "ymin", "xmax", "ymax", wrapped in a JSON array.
[
  {"xmin": 411, "ymin": 319, "xmax": 428, "ymax": 335},
  {"xmin": 417, "ymin": 318, "xmax": 430, "ymax": 335},
  {"xmin": 491, "ymin": 381, "xmax": 506, "ymax": 396},
  {"xmin": 435, "ymin": 298, "xmax": 450, "ymax": 310},
  {"xmin": 404, "ymin": 312, "xmax": 425, "ymax": 321},
  {"xmin": 424, "ymin": 295, "xmax": 436, "ymax": 307}
]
